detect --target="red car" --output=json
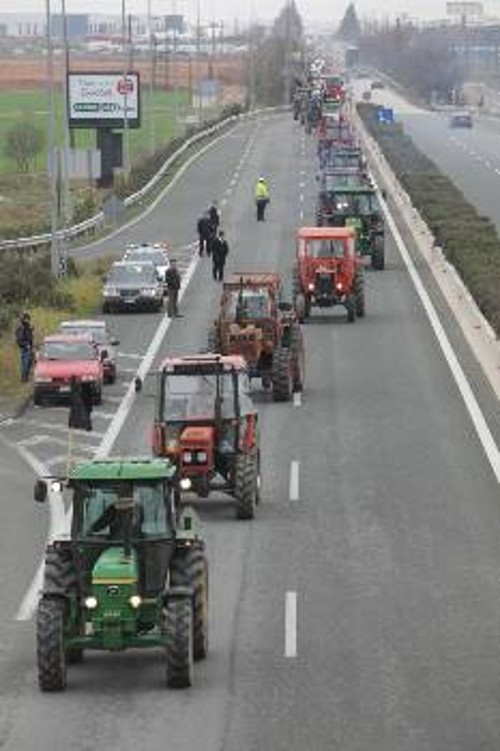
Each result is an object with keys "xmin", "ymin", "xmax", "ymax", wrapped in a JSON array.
[{"xmin": 33, "ymin": 334, "xmax": 104, "ymax": 406}]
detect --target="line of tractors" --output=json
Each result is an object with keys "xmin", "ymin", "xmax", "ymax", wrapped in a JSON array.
[{"xmin": 31, "ymin": 67, "xmax": 384, "ymax": 694}]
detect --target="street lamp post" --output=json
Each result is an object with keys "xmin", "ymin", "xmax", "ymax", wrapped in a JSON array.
[
  {"xmin": 121, "ymin": 0, "xmax": 130, "ymax": 178},
  {"xmin": 45, "ymin": 0, "xmax": 59, "ymax": 277},
  {"xmin": 148, "ymin": 0, "xmax": 156, "ymax": 155}
]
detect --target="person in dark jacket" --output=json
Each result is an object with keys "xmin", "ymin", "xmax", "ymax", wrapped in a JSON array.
[
  {"xmin": 15, "ymin": 312, "xmax": 34, "ymax": 382},
  {"xmin": 197, "ymin": 212, "xmax": 212, "ymax": 256},
  {"xmin": 208, "ymin": 202, "xmax": 220, "ymax": 233},
  {"xmin": 165, "ymin": 259, "xmax": 182, "ymax": 316},
  {"xmin": 211, "ymin": 230, "xmax": 229, "ymax": 282}
]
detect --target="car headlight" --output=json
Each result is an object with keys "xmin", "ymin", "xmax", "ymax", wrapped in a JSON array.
[
  {"xmin": 141, "ymin": 288, "xmax": 157, "ymax": 296},
  {"xmin": 103, "ymin": 286, "xmax": 118, "ymax": 297},
  {"xmin": 35, "ymin": 376, "xmax": 52, "ymax": 383},
  {"xmin": 85, "ymin": 596, "xmax": 98, "ymax": 610},
  {"xmin": 129, "ymin": 595, "xmax": 142, "ymax": 609},
  {"xmin": 81, "ymin": 374, "xmax": 96, "ymax": 382},
  {"xmin": 183, "ymin": 451, "xmax": 193, "ymax": 463}
]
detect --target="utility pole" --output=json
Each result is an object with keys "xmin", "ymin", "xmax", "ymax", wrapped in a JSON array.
[
  {"xmin": 148, "ymin": 0, "xmax": 156, "ymax": 154},
  {"xmin": 121, "ymin": 0, "xmax": 130, "ymax": 178},
  {"xmin": 60, "ymin": 0, "xmax": 70, "ymax": 275},
  {"xmin": 46, "ymin": 0, "xmax": 59, "ymax": 277},
  {"xmin": 196, "ymin": 0, "xmax": 202, "ymax": 120}
]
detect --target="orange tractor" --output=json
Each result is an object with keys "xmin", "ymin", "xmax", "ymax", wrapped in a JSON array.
[
  {"xmin": 208, "ymin": 272, "xmax": 304, "ymax": 401},
  {"xmin": 292, "ymin": 227, "xmax": 365, "ymax": 323},
  {"xmin": 141, "ymin": 353, "xmax": 260, "ymax": 520}
]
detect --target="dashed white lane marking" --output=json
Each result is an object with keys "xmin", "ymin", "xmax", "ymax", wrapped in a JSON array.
[
  {"xmin": 119, "ymin": 352, "xmax": 145, "ymax": 360},
  {"xmin": 220, "ymin": 197, "xmax": 227, "ymax": 207},
  {"xmin": 289, "ymin": 460, "xmax": 300, "ymax": 501},
  {"xmin": 379, "ymin": 190, "xmax": 500, "ymax": 483},
  {"xmin": 293, "ymin": 392, "xmax": 302, "ymax": 407},
  {"xmin": 285, "ymin": 591, "xmax": 298, "ymax": 658},
  {"xmin": 484, "ymin": 160, "xmax": 492, "ymax": 169},
  {"xmin": 495, "ymin": 168, "xmax": 500, "ymax": 175},
  {"xmin": 120, "ymin": 366, "xmax": 144, "ymax": 374}
]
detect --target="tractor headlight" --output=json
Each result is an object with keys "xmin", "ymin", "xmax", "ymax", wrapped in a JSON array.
[
  {"xmin": 180, "ymin": 477, "xmax": 192, "ymax": 490},
  {"xmin": 85, "ymin": 596, "xmax": 98, "ymax": 610},
  {"xmin": 183, "ymin": 451, "xmax": 193, "ymax": 463},
  {"xmin": 336, "ymin": 282, "xmax": 344, "ymax": 291},
  {"xmin": 129, "ymin": 595, "xmax": 142, "ymax": 609},
  {"xmin": 50, "ymin": 480, "xmax": 63, "ymax": 493},
  {"xmin": 308, "ymin": 282, "xmax": 315, "ymax": 291}
]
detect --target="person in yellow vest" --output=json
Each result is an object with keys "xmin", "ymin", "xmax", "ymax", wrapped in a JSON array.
[{"xmin": 255, "ymin": 176, "xmax": 270, "ymax": 221}]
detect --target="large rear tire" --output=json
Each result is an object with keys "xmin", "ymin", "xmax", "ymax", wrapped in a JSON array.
[
  {"xmin": 234, "ymin": 451, "xmax": 258, "ymax": 520},
  {"xmin": 354, "ymin": 270, "xmax": 365, "ymax": 318},
  {"xmin": 346, "ymin": 294, "xmax": 356, "ymax": 323},
  {"xmin": 165, "ymin": 597, "xmax": 193, "ymax": 689},
  {"xmin": 371, "ymin": 235, "xmax": 385, "ymax": 271},
  {"xmin": 272, "ymin": 348, "xmax": 293, "ymax": 401},
  {"xmin": 170, "ymin": 548, "xmax": 208, "ymax": 661},
  {"xmin": 37, "ymin": 598, "xmax": 67, "ymax": 692}
]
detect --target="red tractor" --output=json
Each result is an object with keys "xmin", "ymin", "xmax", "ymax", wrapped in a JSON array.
[
  {"xmin": 208, "ymin": 272, "xmax": 304, "ymax": 401},
  {"xmin": 140, "ymin": 354, "xmax": 260, "ymax": 520},
  {"xmin": 292, "ymin": 226, "xmax": 365, "ymax": 323}
]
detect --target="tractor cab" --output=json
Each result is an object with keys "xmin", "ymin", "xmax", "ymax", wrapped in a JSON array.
[
  {"xmin": 152, "ymin": 354, "xmax": 260, "ymax": 519},
  {"xmin": 293, "ymin": 226, "xmax": 365, "ymax": 323},
  {"xmin": 316, "ymin": 183, "xmax": 384, "ymax": 270}
]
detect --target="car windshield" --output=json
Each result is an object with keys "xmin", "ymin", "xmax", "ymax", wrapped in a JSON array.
[
  {"xmin": 125, "ymin": 250, "xmax": 167, "ymax": 266},
  {"xmin": 108, "ymin": 264, "xmax": 156, "ymax": 283},
  {"xmin": 60, "ymin": 325, "xmax": 107, "ymax": 344},
  {"xmin": 76, "ymin": 481, "xmax": 171, "ymax": 539},
  {"xmin": 307, "ymin": 238, "xmax": 347, "ymax": 258},
  {"xmin": 163, "ymin": 371, "xmax": 252, "ymax": 420},
  {"xmin": 41, "ymin": 341, "xmax": 97, "ymax": 361},
  {"xmin": 224, "ymin": 288, "xmax": 272, "ymax": 320}
]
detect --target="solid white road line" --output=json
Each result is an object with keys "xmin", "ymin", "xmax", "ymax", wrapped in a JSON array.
[
  {"xmin": 289, "ymin": 460, "xmax": 300, "ymax": 501},
  {"xmin": 9, "ymin": 442, "xmax": 69, "ymax": 621},
  {"xmin": 95, "ymin": 249, "xmax": 199, "ymax": 458},
  {"xmin": 379, "ymin": 191, "xmax": 500, "ymax": 483},
  {"xmin": 285, "ymin": 591, "xmax": 297, "ymax": 658}
]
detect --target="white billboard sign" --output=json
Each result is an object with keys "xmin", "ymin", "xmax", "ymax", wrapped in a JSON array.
[{"xmin": 68, "ymin": 72, "xmax": 141, "ymax": 129}]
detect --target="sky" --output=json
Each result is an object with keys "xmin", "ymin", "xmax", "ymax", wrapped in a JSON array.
[{"xmin": 3, "ymin": 0, "xmax": 488, "ymax": 24}]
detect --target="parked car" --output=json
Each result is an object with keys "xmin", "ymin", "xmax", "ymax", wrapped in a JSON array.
[
  {"xmin": 102, "ymin": 261, "xmax": 164, "ymax": 313},
  {"xmin": 33, "ymin": 334, "xmax": 104, "ymax": 406},
  {"xmin": 59, "ymin": 319, "xmax": 120, "ymax": 384},
  {"xmin": 122, "ymin": 243, "xmax": 170, "ymax": 292},
  {"xmin": 450, "ymin": 111, "xmax": 473, "ymax": 128}
]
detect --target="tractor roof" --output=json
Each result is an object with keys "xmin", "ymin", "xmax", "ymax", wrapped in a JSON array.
[
  {"xmin": 69, "ymin": 458, "xmax": 176, "ymax": 482},
  {"xmin": 224, "ymin": 272, "xmax": 281, "ymax": 289},
  {"xmin": 297, "ymin": 226, "xmax": 356, "ymax": 240},
  {"xmin": 159, "ymin": 353, "xmax": 247, "ymax": 373}
]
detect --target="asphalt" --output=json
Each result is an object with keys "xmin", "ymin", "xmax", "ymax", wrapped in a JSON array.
[{"xmin": 0, "ymin": 110, "xmax": 500, "ymax": 750}]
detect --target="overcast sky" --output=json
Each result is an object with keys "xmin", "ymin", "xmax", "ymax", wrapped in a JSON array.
[{"xmin": 4, "ymin": 0, "xmax": 486, "ymax": 23}]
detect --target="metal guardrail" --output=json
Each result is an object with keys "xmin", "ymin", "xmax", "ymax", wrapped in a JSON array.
[{"xmin": 0, "ymin": 106, "xmax": 288, "ymax": 252}]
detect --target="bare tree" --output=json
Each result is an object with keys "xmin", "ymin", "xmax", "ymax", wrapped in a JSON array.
[{"xmin": 4, "ymin": 121, "xmax": 44, "ymax": 173}]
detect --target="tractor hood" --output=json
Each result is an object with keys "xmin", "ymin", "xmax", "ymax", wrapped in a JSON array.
[{"xmin": 92, "ymin": 547, "xmax": 138, "ymax": 584}]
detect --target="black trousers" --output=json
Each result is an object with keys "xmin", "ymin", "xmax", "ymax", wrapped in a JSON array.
[
  {"xmin": 256, "ymin": 199, "xmax": 268, "ymax": 221},
  {"xmin": 212, "ymin": 262, "xmax": 225, "ymax": 281}
]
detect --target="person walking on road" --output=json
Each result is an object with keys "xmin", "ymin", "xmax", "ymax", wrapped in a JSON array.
[
  {"xmin": 211, "ymin": 230, "xmax": 229, "ymax": 282},
  {"xmin": 197, "ymin": 212, "xmax": 212, "ymax": 257},
  {"xmin": 255, "ymin": 177, "xmax": 270, "ymax": 221},
  {"xmin": 165, "ymin": 259, "xmax": 182, "ymax": 317},
  {"xmin": 15, "ymin": 311, "xmax": 34, "ymax": 382},
  {"xmin": 208, "ymin": 201, "xmax": 220, "ymax": 234}
]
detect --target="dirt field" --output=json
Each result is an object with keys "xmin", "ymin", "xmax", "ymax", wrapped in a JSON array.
[{"xmin": 0, "ymin": 54, "xmax": 245, "ymax": 90}]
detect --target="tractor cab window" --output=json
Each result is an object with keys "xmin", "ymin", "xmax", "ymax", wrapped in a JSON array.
[
  {"xmin": 164, "ymin": 374, "xmax": 217, "ymax": 421},
  {"xmin": 76, "ymin": 481, "xmax": 171, "ymax": 540},
  {"xmin": 308, "ymin": 238, "xmax": 346, "ymax": 259},
  {"xmin": 225, "ymin": 288, "xmax": 271, "ymax": 320}
]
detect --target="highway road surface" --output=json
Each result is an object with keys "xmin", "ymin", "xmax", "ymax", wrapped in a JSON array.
[{"xmin": 1, "ymin": 110, "xmax": 500, "ymax": 751}]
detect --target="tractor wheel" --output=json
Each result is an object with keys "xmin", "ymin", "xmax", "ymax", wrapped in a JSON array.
[
  {"xmin": 207, "ymin": 326, "xmax": 221, "ymax": 353},
  {"xmin": 234, "ymin": 450, "xmax": 259, "ymax": 520},
  {"xmin": 371, "ymin": 235, "xmax": 385, "ymax": 271},
  {"xmin": 354, "ymin": 271, "xmax": 365, "ymax": 318},
  {"xmin": 170, "ymin": 548, "xmax": 208, "ymax": 661},
  {"xmin": 290, "ymin": 325, "xmax": 305, "ymax": 392},
  {"xmin": 346, "ymin": 294, "xmax": 356, "ymax": 323},
  {"xmin": 272, "ymin": 347, "xmax": 293, "ymax": 402},
  {"xmin": 43, "ymin": 549, "xmax": 77, "ymax": 595},
  {"xmin": 37, "ymin": 598, "xmax": 67, "ymax": 692},
  {"xmin": 164, "ymin": 597, "xmax": 193, "ymax": 689}
]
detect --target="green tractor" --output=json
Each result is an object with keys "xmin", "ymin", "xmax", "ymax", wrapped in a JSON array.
[
  {"xmin": 316, "ymin": 172, "xmax": 385, "ymax": 270},
  {"xmin": 34, "ymin": 458, "xmax": 208, "ymax": 691}
]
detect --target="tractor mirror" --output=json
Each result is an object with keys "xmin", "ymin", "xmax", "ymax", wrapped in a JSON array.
[
  {"xmin": 34, "ymin": 479, "xmax": 48, "ymax": 504},
  {"xmin": 134, "ymin": 376, "xmax": 143, "ymax": 393}
]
